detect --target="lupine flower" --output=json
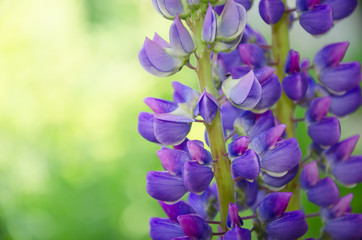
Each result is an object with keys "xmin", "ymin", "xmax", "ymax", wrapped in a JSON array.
[
  {"xmin": 313, "ymin": 41, "xmax": 349, "ymax": 71},
  {"xmin": 202, "ymin": 4, "xmax": 217, "ymax": 44},
  {"xmin": 306, "ymin": 177, "xmax": 339, "ymax": 207},
  {"xmin": 238, "ymin": 44, "xmax": 267, "ymax": 69},
  {"xmin": 299, "ymin": 4, "xmax": 333, "ymax": 35},
  {"xmin": 224, "ymin": 203, "xmax": 252, "ymax": 240},
  {"xmin": 177, "ymin": 214, "xmax": 213, "ymax": 240},
  {"xmin": 188, "ymin": 185, "xmax": 219, "ymax": 220},
  {"xmin": 194, "ymin": 90, "xmax": 219, "ymax": 124},
  {"xmin": 183, "ymin": 161, "xmax": 214, "ymax": 194},
  {"xmin": 300, "ymin": 161, "xmax": 319, "ymax": 190},
  {"xmin": 169, "ymin": 15, "xmax": 196, "ymax": 57},
  {"xmin": 228, "ymin": 136, "xmax": 249, "ymax": 157},
  {"xmin": 232, "ymin": 149, "xmax": 260, "ymax": 180},
  {"xmin": 152, "ymin": 0, "xmax": 189, "ymax": 19},
  {"xmin": 259, "ymin": 0, "xmax": 285, "ymax": 25},
  {"xmin": 325, "ymin": 214, "xmax": 362, "ymax": 240}
]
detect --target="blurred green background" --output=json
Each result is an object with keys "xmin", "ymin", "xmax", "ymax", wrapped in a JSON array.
[{"xmin": 0, "ymin": 0, "xmax": 361, "ymax": 239}]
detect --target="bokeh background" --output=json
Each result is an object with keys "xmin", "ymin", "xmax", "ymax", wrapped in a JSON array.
[{"xmin": 0, "ymin": 0, "xmax": 361, "ymax": 239}]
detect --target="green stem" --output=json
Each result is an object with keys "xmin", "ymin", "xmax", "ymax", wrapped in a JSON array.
[
  {"xmin": 271, "ymin": 1, "xmax": 300, "ymax": 211},
  {"xmin": 191, "ymin": 7, "xmax": 234, "ymax": 231}
]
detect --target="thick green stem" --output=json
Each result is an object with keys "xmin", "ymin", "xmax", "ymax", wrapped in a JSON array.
[
  {"xmin": 191, "ymin": 9, "xmax": 234, "ymax": 231},
  {"xmin": 271, "ymin": 2, "xmax": 300, "ymax": 211}
]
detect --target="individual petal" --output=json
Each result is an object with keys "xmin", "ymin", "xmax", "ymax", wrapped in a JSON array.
[
  {"xmin": 147, "ymin": 171, "xmax": 188, "ymax": 202},
  {"xmin": 154, "ymin": 114, "xmax": 193, "ymax": 145},
  {"xmin": 332, "ymin": 156, "xmax": 362, "ymax": 185},
  {"xmin": 313, "ymin": 42, "xmax": 349, "ymax": 71},
  {"xmin": 299, "ymin": 4, "xmax": 333, "ymax": 35},
  {"xmin": 259, "ymin": 0, "xmax": 285, "ymax": 25},
  {"xmin": 325, "ymin": 213, "xmax": 362, "ymax": 240},
  {"xmin": 170, "ymin": 15, "xmax": 195, "ymax": 56},
  {"xmin": 150, "ymin": 217, "xmax": 186, "ymax": 240},
  {"xmin": 253, "ymin": 74, "xmax": 282, "ymax": 112},
  {"xmin": 172, "ymin": 81, "xmax": 200, "ymax": 104},
  {"xmin": 261, "ymin": 165, "xmax": 299, "ymax": 189},
  {"xmin": 265, "ymin": 211, "xmax": 308, "ymax": 240},
  {"xmin": 285, "ymin": 49, "xmax": 300, "ymax": 74},
  {"xmin": 183, "ymin": 162, "xmax": 214, "ymax": 194},
  {"xmin": 254, "ymin": 66, "xmax": 275, "ymax": 83},
  {"xmin": 257, "ymin": 192, "xmax": 292, "ymax": 223},
  {"xmin": 230, "ymin": 66, "xmax": 252, "ymax": 79},
  {"xmin": 238, "ymin": 44, "xmax": 267, "ymax": 69},
  {"xmin": 157, "ymin": 148, "xmax": 191, "ymax": 176},
  {"xmin": 188, "ymin": 186, "xmax": 219, "ymax": 220},
  {"xmin": 232, "ymin": 149, "xmax": 260, "ymax": 180},
  {"xmin": 236, "ymin": 179, "xmax": 259, "ymax": 207},
  {"xmin": 260, "ymin": 138, "xmax": 302, "ymax": 174},
  {"xmin": 139, "ymin": 37, "xmax": 183, "ymax": 77},
  {"xmin": 221, "ymin": 101, "xmax": 244, "ymax": 131},
  {"xmin": 144, "ymin": 97, "xmax": 178, "ymax": 114},
  {"xmin": 154, "ymin": 0, "xmax": 189, "ymax": 19},
  {"xmin": 217, "ymin": 0, "xmax": 247, "ymax": 41},
  {"xmin": 329, "ymin": 86, "xmax": 362, "ymax": 117},
  {"xmin": 187, "ymin": 140, "xmax": 213, "ymax": 164},
  {"xmin": 300, "ymin": 161, "xmax": 319, "ymax": 190},
  {"xmin": 308, "ymin": 117, "xmax": 340, "ymax": 146},
  {"xmin": 324, "ymin": 135, "xmax": 359, "ymax": 163},
  {"xmin": 321, "ymin": 0, "xmax": 358, "ymax": 20},
  {"xmin": 194, "ymin": 91, "xmax": 219, "ymax": 124},
  {"xmin": 177, "ymin": 214, "xmax": 213, "ymax": 240},
  {"xmin": 202, "ymin": 4, "xmax": 217, "ymax": 44},
  {"xmin": 331, "ymin": 193, "xmax": 354, "ymax": 218},
  {"xmin": 218, "ymin": 49, "xmax": 243, "ymax": 74},
  {"xmin": 138, "ymin": 112, "xmax": 160, "ymax": 143},
  {"xmin": 250, "ymin": 124, "xmax": 286, "ymax": 155},
  {"xmin": 245, "ymin": 110, "xmax": 275, "ymax": 139},
  {"xmin": 224, "ymin": 226, "xmax": 251, "ymax": 240},
  {"xmin": 320, "ymin": 62, "xmax": 361, "ymax": 93},
  {"xmin": 159, "ymin": 201, "xmax": 196, "ymax": 222},
  {"xmin": 227, "ymin": 203, "xmax": 243, "ymax": 228},
  {"xmin": 228, "ymin": 136, "xmax": 250, "ymax": 157},
  {"xmin": 307, "ymin": 177, "xmax": 339, "ymax": 207},
  {"xmin": 282, "ymin": 73, "xmax": 308, "ymax": 101},
  {"xmin": 305, "ymin": 96, "xmax": 331, "ymax": 123}
]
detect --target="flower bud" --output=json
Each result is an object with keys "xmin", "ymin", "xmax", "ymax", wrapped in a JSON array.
[
  {"xmin": 285, "ymin": 49, "xmax": 300, "ymax": 74},
  {"xmin": 305, "ymin": 96, "xmax": 331, "ymax": 124},
  {"xmin": 282, "ymin": 73, "xmax": 308, "ymax": 101},
  {"xmin": 152, "ymin": 0, "xmax": 189, "ymax": 19},
  {"xmin": 194, "ymin": 91, "xmax": 219, "ymax": 124},
  {"xmin": 224, "ymin": 226, "xmax": 251, "ymax": 240},
  {"xmin": 300, "ymin": 161, "xmax": 319, "ymax": 190},
  {"xmin": 202, "ymin": 4, "xmax": 217, "ymax": 44},
  {"xmin": 308, "ymin": 117, "xmax": 340, "ymax": 146},
  {"xmin": 330, "ymin": 193, "xmax": 354, "ymax": 218},
  {"xmin": 227, "ymin": 203, "xmax": 243, "ymax": 228},
  {"xmin": 170, "ymin": 15, "xmax": 195, "ymax": 57},
  {"xmin": 183, "ymin": 162, "xmax": 214, "ymax": 194},
  {"xmin": 232, "ymin": 149, "xmax": 260, "ymax": 180},
  {"xmin": 324, "ymin": 135, "xmax": 359, "ymax": 163},
  {"xmin": 259, "ymin": 0, "xmax": 285, "ymax": 25},
  {"xmin": 299, "ymin": 4, "xmax": 333, "ymax": 35},
  {"xmin": 187, "ymin": 140, "xmax": 212, "ymax": 164}
]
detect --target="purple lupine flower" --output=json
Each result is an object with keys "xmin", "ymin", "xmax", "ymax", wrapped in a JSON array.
[
  {"xmin": 300, "ymin": 161, "xmax": 319, "ymax": 190},
  {"xmin": 187, "ymin": 140, "xmax": 213, "ymax": 164},
  {"xmin": 259, "ymin": 0, "xmax": 285, "ymax": 25},
  {"xmin": 253, "ymin": 74, "xmax": 282, "ymax": 112},
  {"xmin": 172, "ymin": 81, "xmax": 200, "ymax": 105},
  {"xmin": 150, "ymin": 217, "xmax": 186, "ymax": 240},
  {"xmin": 226, "ymin": 203, "xmax": 243, "ymax": 228},
  {"xmin": 325, "ymin": 213, "xmax": 362, "ymax": 240},
  {"xmin": 152, "ymin": 0, "xmax": 189, "ymax": 19},
  {"xmin": 144, "ymin": 97, "xmax": 178, "ymax": 114},
  {"xmin": 221, "ymin": 101, "xmax": 244, "ymax": 131},
  {"xmin": 159, "ymin": 200, "xmax": 196, "ymax": 222},
  {"xmin": 235, "ymin": 179, "xmax": 259, "ymax": 207},
  {"xmin": 305, "ymin": 96, "xmax": 331, "ymax": 124},
  {"xmin": 307, "ymin": 117, "xmax": 341, "ymax": 146},
  {"xmin": 261, "ymin": 165, "xmax": 299, "ymax": 189},
  {"xmin": 202, "ymin": 4, "xmax": 217, "ymax": 44},
  {"xmin": 324, "ymin": 135, "xmax": 360, "ymax": 164},
  {"xmin": 157, "ymin": 148, "xmax": 191, "ymax": 176},
  {"xmin": 306, "ymin": 177, "xmax": 339, "ymax": 207},
  {"xmin": 321, "ymin": 0, "xmax": 358, "ymax": 20},
  {"xmin": 332, "ymin": 156, "xmax": 362, "ymax": 185},
  {"xmin": 188, "ymin": 185, "xmax": 219, "ymax": 220},
  {"xmin": 285, "ymin": 50, "xmax": 300, "ymax": 74},
  {"xmin": 194, "ymin": 90, "xmax": 219, "ymax": 124},
  {"xmin": 228, "ymin": 136, "xmax": 249, "ymax": 157},
  {"xmin": 313, "ymin": 42, "xmax": 349, "ymax": 71},
  {"xmin": 250, "ymin": 124, "xmax": 286, "ymax": 155},
  {"xmin": 327, "ymin": 193, "xmax": 354, "ymax": 219},
  {"xmin": 257, "ymin": 192, "xmax": 292, "ymax": 222},
  {"xmin": 329, "ymin": 86, "xmax": 362, "ymax": 117},
  {"xmin": 224, "ymin": 226, "xmax": 251, "ymax": 240},
  {"xmin": 282, "ymin": 73, "xmax": 309, "ymax": 101},
  {"xmin": 183, "ymin": 161, "xmax": 214, "ymax": 194},
  {"xmin": 232, "ymin": 149, "xmax": 261, "ymax": 180},
  {"xmin": 224, "ymin": 203, "xmax": 252, "ymax": 240},
  {"xmin": 169, "ymin": 15, "xmax": 195, "ymax": 57},
  {"xmin": 238, "ymin": 44, "xmax": 267, "ymax": 69},
  {"xmin": 177, "ymin": 214, "xmax": 213, "ymax": 240},
  {"xmin": 299, "ymin": 4, "xmax": 333, "ymax": 35}
]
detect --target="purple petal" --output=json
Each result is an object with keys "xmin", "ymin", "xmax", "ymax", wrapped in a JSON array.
[
  {"xmin": 202, "ymin": 4, "xmax": 217, "ymax": 43},
  {"xmin": 321, "ymin": 0, "xmax": 358, "ymax": 20},
  {"xmin": 170, "ymin": 15, "xmax": 195, "ymax": 56},
  {"xmin": 308, "ymin": 117, "xmax": 341, "ymax": 146},
  {"xmin": 224, "ymin": 226, "xmax": 251, "ymax": 240},
  {"xmin": 296, "ymin": 0, "xmax": 321, "ymax": 12},
  {"xmin": 307, "ymin": 177, "xmax": 339, "ymax": 207},
  {"xmin": 155, "ymin": 0, "xmax": 188, "ymax": 19},
  {"xmin": 257, "ymin": 192, "xmax": 292, "ymax": 222},
  {"xmin": 221, "ymin": 101, "xmax": 244, "ymax": 131},
  {"xmin": 238, "ymin": 44, "xmax": 267, "ymax": 69},
  {"xmin": 157, "ymin": 148, "xmax": 191, "ymax": 176},
  {"xmin": 147, "ymin": 171, "xmax": 188, "ymax": 202},
  {"xmin": 253, "ymin": 74, "xmax": 282, "ymax": 112},
  {"xmin": 217, "ymin": 0, "xmax": 247, "ymax": 40},
  {"xmin": 331, "ymin": 193, "xmax": 354, "ymax": 218},
  {"xmin": 153, "ymin": 33, "xmax": 171, "ymax": 48},
  {"xmin": 332, "ymin": 156, "xmax": 362, "ymax": 185},
  {"xmin": 187, "ymin": 140, "xmax": 212, "ymax": 164},
  {"xmin": 159, "ymin": 201, "xmax": 196, "ymax": 222},
  {"xmin": 282, "ymin": 73, "xmax": 308, "ymax": 101},
  {"xmin": 299, "ymin": 4, "xmax": 333, "ymax": 35},
  {"xmin": 285, "ymin": 49, "xmax": 300, "ymax": 74},
  {"xmin": 144, "ymin": 97, "xmax": 178, "ymax": 114},
  {"xmin": 177, "ymin": 214, "xmax": 213, "ymax": 240},
  {"xmin": 265, "ymin": 211, "xmax": 308, "ymax": 240},
  {"xmin": 325, "ymin": 213, "xmax": 362, "ymax": 240},
  {"xmin": 227, "ymin": 203, "xmax": 243, "ymax": 228},
  {"xmin": 194, "ymin": 91, "xmax": 219, "ymax": 124},
  {"xmin": 250, "ymin": 124, "xmax": 286, "ymax": 155},
  {"xmin": 232, "ymin": 149, "xmax": 260, "ymax": 180},
  {"xmin": 230, "ymin": 66, "xmax": 252, "ymax": 79},
  {"xmin": 188, "ymin": 186, "xmax": 219, "ymax": 220},
  {"xmin": 300, "ymin": 161, "xmax": 319, "ymax": 190},
  {"xmin": 173, "ymin": 138, "xmax": 191, "ymax": 155},
  {"xmin": 139, "ymin": 37, "xmax": 182, "ymax": 77},
  {"xmin": 305, "ymin": 96, "xmax": 331, "ymax": 123},
  {"xmin": 172, "ymin": 81, "xmax": 200, "ymax": 104},
  {"xmin": 329, "ymin": 86, "xmax": 362, "ymax": 117},
  {"xmin": 236, "ymin": 179, "xmax": 259, "ymax": 207},
  {"xmin": 260, "ymin": 138, "xmax": 302, "ymax": 174},
  {"xmin": 183, "ymin": 162, "xmax": 214, "ymax": 194},
  {"xmin": 324, "ymin": 135, "xmax": 359, "ymax": 164},
  {"xmin": 138, "ymin": 112, "xmax": 159, "ymax": 143},
  {"xmin": 150, "ymin": 218, "xmax": 185, "ymax": 240},
  {"xmin": 245, "ymin": 110, "xmax": 275, "ymax": 139},
  {"xmin": 313, "ymin": 41, "xmax": 349, "ymax": 71},
  {"xmin": 218, "ymin": 49, "xmax": 243, "ymax": 74},
  {"xmin": 262, "ymin": 165, "xmax": 299, "ymax": 188},
  {"xmin": 259, "ymin": 0, "xmax": 285, "ymax": 25},
  {"xmin": 254, "ymin": 66, "xmax": 275, "ymax": 83},
  {"xmin": 320, "ymin": 62, "xmax": 361, "ymax": 93},
  {"xmin": 228, "ymin": 136, "xmax": 250, "ymax": 157}
]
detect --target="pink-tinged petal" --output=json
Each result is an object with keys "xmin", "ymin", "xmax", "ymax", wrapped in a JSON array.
[
  {"xmin": 232, "ymin": 149, "xmax": 260, "ymax": 180},
  {"xmin": 305, "ymin": 96, "xmax": 331, "ymax": 123},
  {"xmin": 150, "ymin": 218, "xmax": 185, "ymax": 240},
  {"xmin": 332, "ymin": 156, "xmax": 362, "ymax": 185},
  {"xmin": 147, "ymin": 171, "xmax": 188, "ymax": 202},
  {"xmin": 331, "ymin": 193, "xmax": 354, "ymax": 218},
  {"xmin": 259, "ymin": 0, "xmax": 285, "ymax": 25},
  {"xmin": 300, "ymin": 161, "xmax": 319, "ymax": 190},
  {"xmin": 157, "ymin": 148, "xmax": 191, "ymax": 176},
  {"xmin": 307, "ymin": 177, "xmax": 339, "ymax": 207},
  {"xmin": 159, "ymin": 200, "xmax": 196, "ymax": 222},
  {"xmin": 144, "ymin": 97, "xmax": 178, "ymax": 114},
  {"xmin": 183, "ymin": 162, "xmax": 214, "ymax": 194},
  {"xmin": 138, "ymin": 112, "xmax": 159, "ymax": 143},
  {"xmin": 224, "ymin": 226, "xmax": 251, "ymax": 240},
  {"xmin": 285, "ymin": 49, "xmax": 300, "ymax": 74},
  {"xmin": 314, "ymin": 42, "xmax": 349, "ymax": 71},
  {"xmin": 187, "ymin": 140, "xmax": 212, "ymax": 164},
  {"xmin": 257, "ymin": 192, "xmax": 292, "ymax": 222},
  {"xmin": 324, "ymin": 135, "xmax": 359, "ymax": 164},
  {"xmin": 299, "ymin": 4, "xmax": 333, "ymax": 35},
  {"xmin": 177, "ymin": 214, "xmax": 213, "ymax": 240},
  {"xmin": 250, "ymin": 124, "xmax": 286, "ymax": 155},
  {"xmin": 325, "ymin": 213, "xmax": 362, "ymax": 240},
  {"xmin": 245, "ymin": 110, "xmax": 275, "ymax": 139},
  {"xmin": 308, "ymin": 117, "xmax": 340, "ymax": 146},
  {"xmin": 228, "ymin": 136, "xmax": 250, "ymax": 157},
  {"xmin": 254, "ymin": 66, "xmax": 275, "ymax": 83},
  {"xmin": 226, "ymin": 203, "xmax": 243, "ymax": 228}
]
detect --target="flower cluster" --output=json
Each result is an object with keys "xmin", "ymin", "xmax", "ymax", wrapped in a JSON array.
[{"xmin": 137, "ymin": 0, "xmax": 362, "ymax": 239}]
